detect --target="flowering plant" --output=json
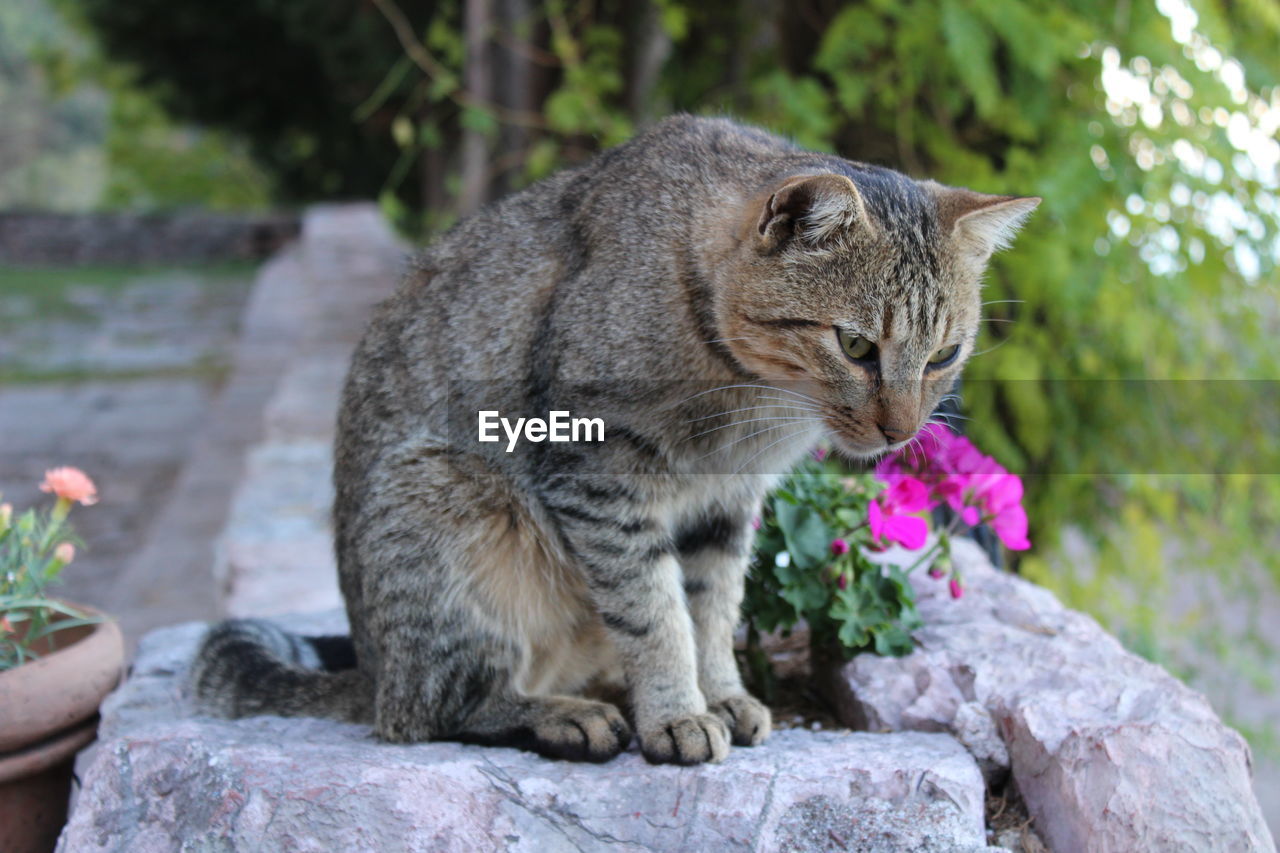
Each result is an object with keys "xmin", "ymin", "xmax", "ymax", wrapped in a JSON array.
[
  {"xmin": 1, "ymin": 467, "xmax": 101, "ymax": 671},
  {"xmin": 745, "ymin": 425, "xmax": 1030, "ymax": 671}
]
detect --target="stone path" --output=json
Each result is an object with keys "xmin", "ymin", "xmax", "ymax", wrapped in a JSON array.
[
  {"xmin": 0, "ymin": 204, "xmax": 406, "ymax": 649},
  {"xmin": 0, "ymin": 265, "xmax": 253, "ymax": 617}
]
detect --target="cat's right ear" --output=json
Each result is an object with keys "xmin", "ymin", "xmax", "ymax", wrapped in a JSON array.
[{"xmin": 755, "ymin": 174, "xmax": 873, "ymax": 250}]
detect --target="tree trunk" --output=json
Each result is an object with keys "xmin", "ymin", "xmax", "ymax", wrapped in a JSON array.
[{"xmin": 460, "ymin": 0, "xmax": 494, "ymax": 216}]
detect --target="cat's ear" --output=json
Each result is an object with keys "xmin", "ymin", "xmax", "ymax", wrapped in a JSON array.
[
  {"xmin": 933, "ymin": 185, "xmax": 1041, "ymax": 258},
  {"xmin": 756, "ymin": 174, "xmax": 873, "ymax": 249}
]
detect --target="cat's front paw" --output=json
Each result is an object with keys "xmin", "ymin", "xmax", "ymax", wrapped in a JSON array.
[
  {"xmin": 527, "ymin": 698, "xmax": 633, "ymax": 763},
  {"xmin": 638, "ymin": 712, "xmax": 730, "ymax": 765},
  {"xmin": 709, "ymin": 694, "xmax": 772, "ymax": 746}
]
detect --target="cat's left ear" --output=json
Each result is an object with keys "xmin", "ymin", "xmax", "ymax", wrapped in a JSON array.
[
  {"xmin": 931, "ymin": 184, "xmax": 1041, "ymax": 259},
  {"xmin": 755, "ymin": 173, "xmax": 874, "ymax": 250}
]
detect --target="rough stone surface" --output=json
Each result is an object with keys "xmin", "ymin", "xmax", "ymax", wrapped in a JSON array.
[
  {"xmin": 60, "ymin": 614, "xmax": 995, "ymax": 853},
  {"xmin": 830, "ymin": 538, "xmax": 1276, "ymax": 853}
]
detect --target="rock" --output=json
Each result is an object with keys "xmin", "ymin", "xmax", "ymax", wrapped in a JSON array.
[
  {"xmin": 61, "ymin": 614, "xmax": 997, "ymax": 853},
  {"xmin": 951, "ymin": 702, "xmax": 1008, "ymax": 786},
  {"xmin": 826, "ymin": 538, "xmax": 1275, "ymax": 853}
]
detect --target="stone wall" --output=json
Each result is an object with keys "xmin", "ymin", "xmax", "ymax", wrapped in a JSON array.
[{"xmin": 0, "ymin": 211, "xmax": 299, "ymax": 266}]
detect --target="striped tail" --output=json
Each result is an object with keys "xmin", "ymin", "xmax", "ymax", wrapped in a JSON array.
[{"xmin": 189, "ymin": 619, "xmax": 373, "ymax": 724}]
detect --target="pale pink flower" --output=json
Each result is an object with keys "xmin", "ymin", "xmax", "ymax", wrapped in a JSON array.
[
  {"xmin": 54, "ymin": 542, "xmax": 76, "ymax": 563},
  {"xmin": 0, "ymin": 615, "xmax": 12, "ymax": 634},
  {"xmin": 40, "ymin": 467, "xmax": 98, "ymax": 506}
]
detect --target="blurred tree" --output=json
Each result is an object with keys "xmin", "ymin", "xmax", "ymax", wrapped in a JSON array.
[{"xmin": 1, "ymin": 0, "xmax": 271, "ymax": 211}]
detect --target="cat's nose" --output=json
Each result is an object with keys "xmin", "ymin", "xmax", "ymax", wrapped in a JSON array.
[{"xmin": 878, "ymin": 424, "xmax": 914, "ymax": 444}]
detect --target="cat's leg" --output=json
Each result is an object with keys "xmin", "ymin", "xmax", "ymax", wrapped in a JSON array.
[
  {"xmin": 676, "ymin": 506, "xmax": 773, "ymax": 747},
  {"xmin": 350, "ymin": 448, "xmax": 631, "ymax": 760},
  {"xmin": 542, "ymin": 482, "xmax": 730, "ymax": 765}
]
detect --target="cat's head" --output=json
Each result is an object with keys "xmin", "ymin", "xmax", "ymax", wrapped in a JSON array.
[{"xmin": 717, "ymin": 169, "xmax": 1039, "ymax": 459}]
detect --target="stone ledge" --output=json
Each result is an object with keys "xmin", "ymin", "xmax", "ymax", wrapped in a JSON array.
[{"xmin": 60, "ymin": 616, "xmax": 993, "ymax": 852}]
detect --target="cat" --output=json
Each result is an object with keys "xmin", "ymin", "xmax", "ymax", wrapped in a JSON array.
[{"xmin": 190, "ymin": 115, "xmax": 1038, "ymax": 765}]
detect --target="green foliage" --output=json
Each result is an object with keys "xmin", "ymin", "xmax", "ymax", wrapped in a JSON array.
[
  {"xmin": 0, "ymin": 493, "xmax": 98, "ymax": 671},
  {"xmin": 0, "ymin": 0, "xmax": 271, "ymax": 211},
  {"xmin": 746, "ymin": 458, "xmax": 926, "ymax": 663}
]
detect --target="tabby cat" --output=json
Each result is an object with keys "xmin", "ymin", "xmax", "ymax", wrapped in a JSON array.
[{"xmin": 191, "ymin": 115, "xmax": 1038, "ymax": 765}]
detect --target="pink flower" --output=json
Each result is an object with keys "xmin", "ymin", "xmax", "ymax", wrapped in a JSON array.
[
  {"xmin": 837, "ymin": 573, "xmax": 848, "ymax": 590},
  {"xmin": 830, "ymin": 538, "xmax": 850, "ymax": 556},
  {"xmin": 867, "ymin": 499, "xmax": 928, "ymax": 550},
  {"xmin": 990, "ymin": 503, "xmax": 1031, "ymax": 551},
  {"xmin": 751, "ymin": 516, "xmax": 762, "ymax": 531},
  {"xmin": 928, "ymin": 565, "xmax": 945, "ymax": 579},
  {"xmin": 876, "ymin": 425, "xmax": 1032, "ymax": 552},
  {"xmin": 0, "ymin": 615, "xmax": 12, "ymax": 634},
  {"xmin": 949, "ymin": 578, "xmax": 964, "ymax": 599},
  {"xmin": 54, "ymin": 542, "xmax": 76, "ymax": 563},
  {"xmin": 811, "ymin": 446, "xmax": 828, "ymax": 462},
  {"xmin": 40, "ymin": 467, "xmax": 98, "ymax": 506}
]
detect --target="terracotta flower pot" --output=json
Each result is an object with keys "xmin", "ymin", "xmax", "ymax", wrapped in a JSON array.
[{"xmin": 0, "ymin": 604, "xmax": 124, "ymax": 853}]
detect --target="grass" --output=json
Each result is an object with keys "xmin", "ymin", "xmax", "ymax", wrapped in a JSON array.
[
  {"xmin": 0, "ymin": 360, "xmax": 232, "ymax": 386},
  {"xmin": 0, "ymin": 262, "xmax": 255, "ymax": 326},
  {"xmin": 0, "ymin": 262, "xmax": 254, "ymax": 384}
]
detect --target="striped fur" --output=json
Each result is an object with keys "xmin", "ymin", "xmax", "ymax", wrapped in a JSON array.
[{"xmin": 190, "ymin": 116, "xmax": 1037, "ymax": 764}]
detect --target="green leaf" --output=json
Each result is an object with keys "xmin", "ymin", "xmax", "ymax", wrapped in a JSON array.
[
  {"xmin": 940, "ymin": 0, "xmax": 1000, "ymax": 118},
  {"xmin": 774, "ymin": 502, "xmax": 833, "ymax": 570}
]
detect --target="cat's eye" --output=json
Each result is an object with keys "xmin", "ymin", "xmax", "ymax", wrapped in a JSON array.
[
  {"xmin": 928, "ymin": 344, "xmax": 960, "ymax": 367},
  {"xmin": 837, "ymin": 328, "xmax": 877, "ymax": 362}
]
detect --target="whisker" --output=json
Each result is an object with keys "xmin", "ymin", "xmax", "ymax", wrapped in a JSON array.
[
  {"xmin": 676, "ymin": 383, "xmax": 824, "ymax": 408},
  {"xmin": 730, "ymin": 424, "xmax": 820, "ymax": 476},
  {"xmin": 698, "ymin": 413, "xmax": 825, "ymax": 461},
  {"xmin": 970, "ymin": 339, "xmax": 1010, "ymax": 358},
  {"xmin": 920, "ymin": 421, "xmax": 949, "ymax": 451},
  {"xmin": 686, "ymin": 415, "xmax": 822, "ymax": 442},
  {"xmin": 694, "ymin": 421, "xmax": 795, "ymax": 461},
  {"xmin": 982, "ymin": 299, "xmax": 1024, "ymax": 306},
  {"xmin": 703, "ymin": 337, "xmax": 751, "ymax": 345},
  {"xmin": 686, "ymin": 401, "xmax": 822, "ymax": 423},
  {"xmin": 752, "ymin": 394, "xmax": 826, "ymax": 411}
]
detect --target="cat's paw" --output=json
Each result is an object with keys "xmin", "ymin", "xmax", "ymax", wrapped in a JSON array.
[
  {"xmin": 638, "ymin": 712, "xmax": 730, "ymax": 765},
  {"xmin": 528, "ymin": 699, "xmax": 633, "ymax": 763},
  {"xmin": 709, "ymin": 694, "xmax": 772, "ymax": 747}
]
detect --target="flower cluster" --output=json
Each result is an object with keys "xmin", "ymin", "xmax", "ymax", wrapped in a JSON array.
[
  {"xmin": 747, "ymin": 426, "xmax": 1032, "ymax": 664},
  {"xmin": 871, "ymin": 424, "xmax": 1031, "ymax": 552},
  {"xmin": 1, "ymin": 467, "xmax": 99, "ymax": 669}
]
